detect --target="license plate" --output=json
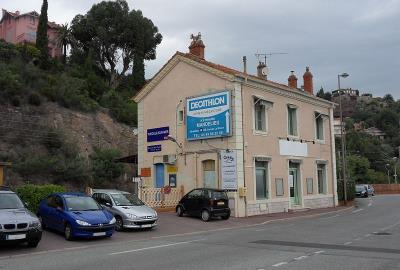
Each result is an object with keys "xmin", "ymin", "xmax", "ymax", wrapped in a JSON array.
[
  {"xmin": 217, "ymin": 201, "xmax": 225, "ymax": 206},
  {"xmin": 7, "ymin": 234, "xmax": 26, "ymax": 240},
  {"xmin": 93, "ymin": 232, "xmax": 106, "ymax": 237},
  {"xmin": 141, "ymin": 224, "xmax": 152, "ymax": 228}
]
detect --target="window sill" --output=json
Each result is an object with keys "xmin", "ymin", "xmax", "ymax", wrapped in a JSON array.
[
  {"xmin": 287, "ymin": 135, "xmax": 300, "ymax": 140},
  {"xmin": 315, "ymin": 139, "xmax": 325, "ymax": 144},
  {"xmin": 253, "ymin": 130, "xmax": 269, "ymax": 136}
]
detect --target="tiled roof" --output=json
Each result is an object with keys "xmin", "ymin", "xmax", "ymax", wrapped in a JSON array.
[{"xmin": 133, "ymin": 51, "xmax": 334, "ymax": 106}]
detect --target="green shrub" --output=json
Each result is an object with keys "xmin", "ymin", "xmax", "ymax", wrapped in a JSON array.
[
  {"xmin": 16, "ymin": 44, "xmax": 40, "ymax": 60},
  {"xmin": 28, "ymin": 92, "xmax": 42, "ymax": 106},
  {"xmin": 14, "ymin": 184, "xmax": 66, "ymax": 213},
  {"xmin": 91, "ymin": 148, "xmax": 124, "ymax": 187},
  {"xmin": 337, "ymin": 179, "xmax": 355, "ymax": 201}
]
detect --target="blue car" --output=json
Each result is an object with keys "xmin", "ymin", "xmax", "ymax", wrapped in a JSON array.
[{"xmin": 37, "ymin": 193, "xmax": 116, "ymax": 240}]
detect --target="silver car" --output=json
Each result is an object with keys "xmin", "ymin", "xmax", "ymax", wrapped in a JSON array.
[
  {"xmin": 92, "ymin": 189, "xmax": 158, "ymax": 231},
  {"xmin": 0, "ymin": 189, "xmax": 42, "ymax": 247}
]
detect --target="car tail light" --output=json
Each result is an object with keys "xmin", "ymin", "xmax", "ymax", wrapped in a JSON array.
[{"xmin": 209, "ymin": 199, "xmax": 215, "ymax": 206}]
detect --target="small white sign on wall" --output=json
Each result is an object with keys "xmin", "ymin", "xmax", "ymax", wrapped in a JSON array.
[
  {"xmin": 279, "ymin": 140, "xmax": 308, "ymax": 157},
  {"xmin": 220, "ymin": 150, "xmax": 237, "ymax": 190}
]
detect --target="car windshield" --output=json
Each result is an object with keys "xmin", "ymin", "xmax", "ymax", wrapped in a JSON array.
[
  {"xmin": 0, "ymin": 193, "xmax": 25, "ymax": 209},
  {"xmin": 111, "ymin": 193, "xmax": 144, "ymax": 206},
  {"xmin": 208, "ymin": 190, "xmax": 228, "ymax": 200},
  {"xmin": 65, "ymin": 196, "xmax": 102, "ymax": 211},
  {"xmin": 355, "ymin": 186, "xmax": 366, "ymax": 192}
]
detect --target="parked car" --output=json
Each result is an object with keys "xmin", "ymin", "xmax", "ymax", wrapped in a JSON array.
[
  {"xmin": 37, "ymin": 192, "xmax": 115, "ymax": 240},
  {"xmin": 0, "ymin": 189, "xmax": 42, "ymax": 247},
  {"xmin": 355, "ymin": 185, "xmax": 368, "ymax": 198},
  {"xmin": 365, "ymin": 184, "xmax": 375, "ymax": 196},
  {"xmin": 92, "ymin": 189, "xmax": 158, "ymax": 231},
  {"xmin": 176, "ymin": 188, "xmax": 231, "ymax": 222}
]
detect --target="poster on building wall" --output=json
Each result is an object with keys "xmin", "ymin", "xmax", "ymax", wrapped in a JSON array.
[
  {"xmin": 220, "ymin": 150, "xmax": 237, "ymax": 190},
  {"xmin": 186, "ymin": 91, "xmax": 231, "ymax": 140}
]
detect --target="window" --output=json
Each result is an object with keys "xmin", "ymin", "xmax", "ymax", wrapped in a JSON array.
[
  {"xmin": 187, "ymin": 189, "xmax": 203, "ymax": 199},
  {"xmin": 255, "ymin": 161, "xmax": 268, "ymax": 200},
  {"xmin": 275, "ymin": 178, "xmax": 284, "ymax": 196},
  {"xmin": 46, "ymin": 196, "xmax": 57, "ymax": 208},
  {"xmin": 253, "ymin": 97, "xmax": 272, "ymax": 132},
  {"xmin": 317, "ymin": 164, "xmax": 326, "ymax": 194},
  {"xmin": 178, "ymin": 110, "xmax": 184, "ymax": 124},
  {"xmin": 288, "ymin": 105, "xmax": 298, "ymax": 136},
  {"xmin": 315, "ymin": 113, "xmax": 324, "ymax": 140},
  {"xmin": 306, "ymin": 178, "xmax": 313, "ymax": 194}
]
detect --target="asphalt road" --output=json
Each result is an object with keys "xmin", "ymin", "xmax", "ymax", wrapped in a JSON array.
[{"xmin": 1, "ymin": 195, "xmax": 399, "ymax": 270}]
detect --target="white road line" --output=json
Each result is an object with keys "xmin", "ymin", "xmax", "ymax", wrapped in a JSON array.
[
  {"xmin": 294, "ymin": 255, "xmax": 308, "ymax": 260},
  {"xmin": 108, "ymin": 239, "xmax": 204, "ymax": 256},
  {"xmin": 273, "ymin": 262, "xmax": 288, "ymax": 267},
  {"xmin": 314, "ymin": 250, "xmax": 325, "ymax": 254},
  {"xmin": 343, "ymin": 242, "xmax": 352, "ymax": 245},
  {"xmin": 320, "ymin": 214, "xmax": 340, "ymax": 220},
  {"xmin": 380, "ymin": 220, "xmax": 400, "ymax": 231},
  {"xmin": 352, "ymin": 209, "xmax": 364, "ymax": 213}
]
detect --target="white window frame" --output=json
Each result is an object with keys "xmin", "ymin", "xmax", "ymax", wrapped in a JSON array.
[
  {"xmin": 287, "ymin": 104, "xmax": 299, "ymax": 138},
  {"xmin": 252, "ymin": 96, "xmax": 273, "ymax": 136}
]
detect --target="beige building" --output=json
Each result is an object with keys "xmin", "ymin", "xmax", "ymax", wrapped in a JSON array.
[{"xmin": 134, "ymin": 35, "xmax": 337, "ymax": 217}]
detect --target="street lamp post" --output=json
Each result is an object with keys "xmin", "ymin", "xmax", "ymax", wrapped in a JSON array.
[
  {"xmin": 385, "ymin": 163, "xmax": 390, "ymax": 184},
  {"xmin": 393, "ymin": 157, "xmax": 398, "ymax": 184},
  {"xmin": 338, "ymin": 73, "xmax": 349, "ymax": 204}
]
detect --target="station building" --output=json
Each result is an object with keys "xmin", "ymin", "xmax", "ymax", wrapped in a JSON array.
[{"xmin": 134, "ymin": 35, "xmax": 337, "ymax": 217}]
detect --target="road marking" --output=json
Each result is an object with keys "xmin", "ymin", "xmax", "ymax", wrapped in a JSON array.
[
  {"xmin": 352, "ymin": 209, "xmax": 364, "ymax": 213},
  {"xmin": 344, "ymin": 242, "xmax": 352, "ymax": 245},
  {"xmin": 354, "ymin": 238, "xmax": 361, "ymax": 241},
  {"xmin": 108, "ymin": 239, "xmax": 204, "ymax": 256},
  {"xmin": 272, "ymin": 262, "xmax": 288, "ymax": 267},
  {"xmin": 320, "ymin": 214, "xmax": 340, "ymax": 220},
  {"xmin": 380, "ymin": 220, "xmax": 400, "ymax": 231},
  {"xmin": 314, "ymin": 250, "xmax": 325, "ymax": 254},
  {"xmin": 294, "ymin": 255, "xmax": 308, "ymax": 260}
]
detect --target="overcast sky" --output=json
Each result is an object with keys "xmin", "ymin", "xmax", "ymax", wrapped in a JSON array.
[{"xmin": 3, "ymin": 0, "xmax": 400, "ymax": 98}]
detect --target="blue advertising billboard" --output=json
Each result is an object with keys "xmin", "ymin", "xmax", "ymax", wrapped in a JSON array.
[
  {"xmin": 186, "ymin": 91, "xmax": 231, "ymax": 140},
  {"xmin": 147, "ymin": 127, "xmax": 169, "ymax": 142}
]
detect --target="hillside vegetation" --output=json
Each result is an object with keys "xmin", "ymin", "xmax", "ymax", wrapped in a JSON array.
[{"xmin": 0, "ymin": 0, "xmax": 162, "ymax": 189}]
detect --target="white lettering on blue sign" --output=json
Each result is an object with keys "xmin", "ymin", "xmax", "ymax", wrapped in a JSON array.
[{"xmin": 186, "ymin": 91, "xmax": 231, "ymax": 140}]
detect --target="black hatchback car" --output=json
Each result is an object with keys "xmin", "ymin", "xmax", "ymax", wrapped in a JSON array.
[{"xmin": 176, "ymin": 188, "xmax": 231, "ymax": 222}]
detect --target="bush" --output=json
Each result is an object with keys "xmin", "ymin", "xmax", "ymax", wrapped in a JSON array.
[
  {"xmin": 337, "ymin": 179, "xmax": 356, "ymax": 201},
  {"xmin": 14, "ymin": 184, "xmax": 66, "ymax": 213},
  {"xmin": 28, "ymin": 92, "xmax": 42, "ymax": 106},
  {"xmin": 91, "ymin": 148, "xmax": 124, "ymax": 187}
]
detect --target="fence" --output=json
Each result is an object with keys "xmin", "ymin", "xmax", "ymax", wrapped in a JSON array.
[
  {"xmin": 141, "ymin": 185, "xmax": 184, "ymax": 209},
  {"xmin": 373, "ymin": 184, "xmax": 400, "ymax": 194}
]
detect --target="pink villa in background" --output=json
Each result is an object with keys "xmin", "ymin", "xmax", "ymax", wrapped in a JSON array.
[{"xmin": 0, "ymin": 9, "xmax": 62, "ymax": 58}]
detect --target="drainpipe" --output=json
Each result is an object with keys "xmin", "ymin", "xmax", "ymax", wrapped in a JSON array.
[{"xmin": 329, "ymin": 107, "xmax": 337, "ymax": 207}]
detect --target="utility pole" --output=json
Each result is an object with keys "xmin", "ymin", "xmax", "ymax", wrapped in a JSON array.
[{"xmin": 338, "ymin": 73, "xmax": 349, "ymax": 204}]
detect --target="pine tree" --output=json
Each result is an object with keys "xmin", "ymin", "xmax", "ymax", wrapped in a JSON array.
[{"xmin": 37, "ymin": 0, "xmax": 49, "ymax": 69}]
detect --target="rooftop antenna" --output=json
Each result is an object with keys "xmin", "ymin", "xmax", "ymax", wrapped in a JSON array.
[{"xmin": 254, "ymin": 52, "xmax": 288, "ymax": 77}]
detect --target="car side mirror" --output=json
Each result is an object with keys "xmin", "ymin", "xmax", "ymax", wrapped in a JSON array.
[
  {"xmin": 105, "ymin": 202, "xmax": 112, "ymax": 207},
  {"xmin": 56, "ymin": 206, "xmax": 63, "ymax": 212},
  {"xmin": 24, "ymin": 201, "xmax": 29, "ymax": 207}
]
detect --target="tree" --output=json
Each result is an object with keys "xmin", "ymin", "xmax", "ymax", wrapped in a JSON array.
[
  {"xmin": 91, "ymin": 148, "xmax": 124, "ymax": 186},
  {"xmin": 70, "ymin": 0, "xmax": 162, "ymax": 90},
  {"xmin": 56, "ymin": 23, "xmax": 72, "ymax": 63},
  {"xmin": 37, "ymin": 0, "xmax": 49, "ymax": 69},
  {"xmin": 316, "ymin": 87, "xmax": 331, "ymax": 101}
]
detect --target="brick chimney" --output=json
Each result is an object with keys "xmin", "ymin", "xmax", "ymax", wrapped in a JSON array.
[
  {"xmin": 288, "ymin": 71, "xmax": 298, "ymax": 88},
  {"xmin": 303, "ymin": 66, "xmax": 313, "ymax": 94},
  {"xmin": 189, "ymin": 32, "xmax": 205, "ymax": 59}
]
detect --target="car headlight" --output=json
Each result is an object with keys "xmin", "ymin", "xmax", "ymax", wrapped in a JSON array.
[
  {"xmin": 153, "ymin": 211, "xmax": 158, "ymax": 218},
  {"xmin": 126, "ymin": 213, "xmax": 138, "ymax": 219},
  {"xmin": 109, "ymin": 217, "xmax": 116, "ymax": 224},
  {"xmin": 76, "ymin": 220, "xmax": 91, "ymax": 226},
  {"xmin": 29, "ymin": 221, "xmax": 41, "ymax": 229}
]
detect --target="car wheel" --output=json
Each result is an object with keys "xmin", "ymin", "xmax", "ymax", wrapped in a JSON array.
[
  {"xmin": 176, "ymin": 206, "xmax": 184, "ymax": 217},
  {"xmin": 221, "ymin": 212, "xmax": 230, "ymax": 220},
  {"xmin": 64, "ymin": 224, "xmax": 73, "ymax": 241},
  {"xmin": 38, "ymin": 215, "xmax": 46, "ymax": 230},
  {"xmin": 201, "ymin": 209, "xmax": 210, "ymax": 222},
  {"xmin": 115, "ymin": 216, "xmax": 123, "ymax": 231},
  {"xmin": 27, "ymin": 240, "xmax": 40, "ymax": 248}
]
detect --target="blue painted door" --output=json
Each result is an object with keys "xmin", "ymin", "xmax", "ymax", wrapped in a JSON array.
[{"xmin": 155, "ymin": 164, "xmax": 164, "ymax": 188}]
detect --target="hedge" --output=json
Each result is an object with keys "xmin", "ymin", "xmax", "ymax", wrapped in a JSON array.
[
  {"xmin": 337, "ymin": 179, "xmax": 356, "ymax": 201},
  {"xmin": 14, "ymin": 184, "xmax": 66, "ymax": 213}
]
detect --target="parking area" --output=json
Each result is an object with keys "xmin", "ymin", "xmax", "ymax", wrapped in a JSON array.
[{"xmin": 0, "ymin": 206, "xmax": 351, "ymax": 258}]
